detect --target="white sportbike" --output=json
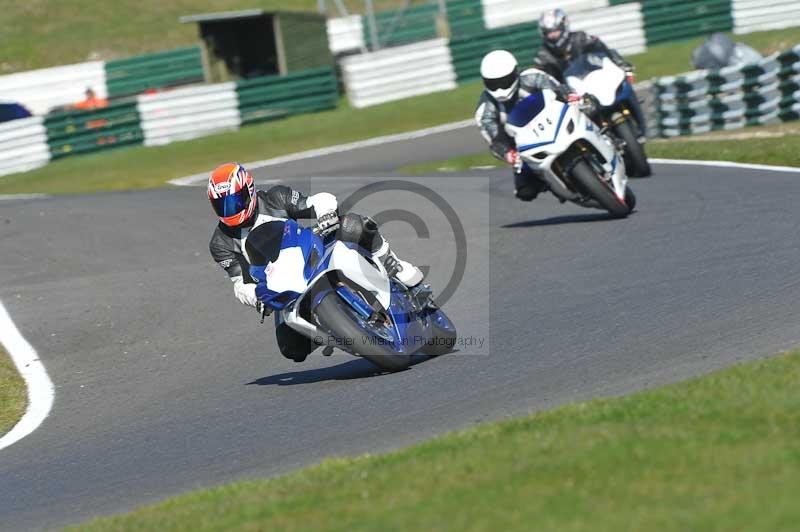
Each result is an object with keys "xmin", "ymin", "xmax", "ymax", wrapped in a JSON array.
[
  {"xmin": 565, "ymin": 52, "xmax": 651, "ymax": 177},
  {"xmin": 505, "ymin": 85, "xmax": 636, "ymax": 217}
]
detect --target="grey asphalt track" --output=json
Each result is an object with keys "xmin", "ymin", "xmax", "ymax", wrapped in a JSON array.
[{"xmin": 2, "ymin": 128, "xmax": 800, "ymax": 530}]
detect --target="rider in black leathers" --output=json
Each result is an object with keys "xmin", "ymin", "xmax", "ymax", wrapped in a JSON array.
[
  {"xmin": 207, "ymin": 163, "xmax": 423, "ymax": 362},
  {"xmin": 534, "ymin": 8, "xmax": 646, "ymax": 136}
]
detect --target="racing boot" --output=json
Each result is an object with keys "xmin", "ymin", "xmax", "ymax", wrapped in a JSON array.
[{"xmin": 372, "ymin": 240, "xmax": 424, "ymax": 288}]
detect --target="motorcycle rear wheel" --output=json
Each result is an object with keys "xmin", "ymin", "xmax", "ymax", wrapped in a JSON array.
[
  {"xmin": 315, "ymin": 293, "xmax": 412, "ymax": 372},
  {"xmin": 615, "ymin": 120, "xmax": 651, "ymax": 178}
]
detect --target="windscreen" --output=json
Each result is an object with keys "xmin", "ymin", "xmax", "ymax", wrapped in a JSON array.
[
  {"xmin": 564, "ymin": 53, "xmax": 607, "ymax": 81},
  {"xmin": 507, "ymin": 92, "xmax": 547, "ymax": 128}
]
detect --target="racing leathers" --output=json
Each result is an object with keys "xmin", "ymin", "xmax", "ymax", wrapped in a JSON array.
[
  {"xmin": 475, "ymin": 69, "xmax": 572, "ymax": 201},
  {"xmin": 534, "ymin": 31, "xmax": 646, "ymax": 136},
  {"xmin": 209, "ymin": 184, "xmax": 422, "ymax": 362},
  {"xmin": 534, "ymin": 31, "xmax": 631, "ymax": 84}
]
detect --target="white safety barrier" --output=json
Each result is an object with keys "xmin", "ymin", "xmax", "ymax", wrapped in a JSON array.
[
  {"xmin": 340, "ymin": 38, "xmax": 457, "ymax": 108},
  {"xmin": 0, "ymin": 62, "xmax": 106, "ymax": 116},
  {"xmin": 571, "ymin": 3, "xmax": 646, "ymax": 56},
  {"xmin": 733, "ymin": 0, "xmax": 800, "ymax": 35},
  {"xmin": 327, "ymin": 15, "xmax": 366, "ymax": 55},
  {"xmin": 482, "ymin": 0, "xmax": 608, "ymax": 30},
  {"xmin": 137, "ymin": 83, "xmax": 241, "ymax": 147},
  {"xmin": 0, "ymin": 117, "xmax": 51, "ymax": 177}
]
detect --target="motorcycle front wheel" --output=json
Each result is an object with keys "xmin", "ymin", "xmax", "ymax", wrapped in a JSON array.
[
  {"xmin": 315, "ymin": 293, "xmax": 412, "ymax": 372},
  {"xmin": 570, "ymin": 158, "xmax": 632, "ymax": 218}
]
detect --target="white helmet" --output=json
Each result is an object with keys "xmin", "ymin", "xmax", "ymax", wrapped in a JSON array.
[{"xmin": 480, "ymin": 50, "xmax": 519, "ymax": 102}]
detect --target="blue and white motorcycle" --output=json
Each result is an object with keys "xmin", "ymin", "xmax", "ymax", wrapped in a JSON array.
[
  {"xmin": 247, "ymin": 219, "xmax": 457, "ymax": 372},
  {"xmin": 565, "ymin": 52, "xmax": 652, "ymax": 177},
  {"xmin": 506, "ymin": 85, "xmax": 635, "ymax": 217}
]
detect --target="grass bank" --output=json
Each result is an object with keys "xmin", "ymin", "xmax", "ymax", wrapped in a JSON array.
[
  {"xmin": 399, "ymin": 122, "xmax": 800, "ymax": 174},
  {"xmin": 72, "ymin": 351, "xmax": 800, "ymax": 531},
  {"xmin": 1, "ymin": 0, "xmax": 416, "ymax": 73},
  {"xmin": 0, "ymin": 345, "xmax": 26, "ymax": 438}
]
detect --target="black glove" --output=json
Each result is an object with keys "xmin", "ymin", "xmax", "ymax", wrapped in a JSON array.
[{"xmin": 317, "ymin": 211, "xmax": 340, "ymax": 237}]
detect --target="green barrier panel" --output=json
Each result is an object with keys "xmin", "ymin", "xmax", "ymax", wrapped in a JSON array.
[
  {"xmin": 446, "ymin": 0, "xmax": 485, "ymax": 38},
  {"xmin": 105, "ymin": 47, "xmax": 204, "ymax": 98},
  {"xmin": 45, "ymin": 100, "xmax": 144, "ymax": 159},
  {"xmin": 363, "ymin": 4, "xmax": 439, "ymax": 49},
  {"xmin": 642, "ymin": 0, "xmax": 733, "ymax": 45},
  {"xmin": 236, "ymin": 67, "xmax": 339, "ymax": 125},
  {"xmin": 450, "ymin": 23, "xmax": 539, "ymax": 83}
]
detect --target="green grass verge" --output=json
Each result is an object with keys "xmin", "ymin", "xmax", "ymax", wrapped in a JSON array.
[
  {"xmin": 1, "ymin": 0, "xmax": 418, "ymax": 73},
  {"xmin": 2, "ymin": 28, "xmax": 798, "ymax": 196},
  {"xmin": 71, "ymin": 351, "xmax": 800, "ymax": 531},
  {"xmin": 0, "ymin": 345, "xmax": 27, "ymax": 438},
  {"xmin": 399, "ymin": 122, "xmax": 800, "ymax": 174}
]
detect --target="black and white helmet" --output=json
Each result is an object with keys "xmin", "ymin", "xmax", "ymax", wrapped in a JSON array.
[
  {"xmin": 480, "ymin": 50, "xmax": 519, "ymax": 102},
  {"xmin": 539, "ymin": 8, "xmax": 571, "ymax": 54}
]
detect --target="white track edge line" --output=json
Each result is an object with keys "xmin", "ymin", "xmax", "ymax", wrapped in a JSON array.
[
  {"xmin": 0, "ymin": 193, "xmax": 51, "ymax": 202},
  {"xmin": 168, "ymin": 119, "xmax": 475, "ymax": 186},
  {"xmin": 650, "ymin": 158, "xmax": 800, "ymax": 173},
  {"xmin": 0, "ymin": 300, "xmax": 54, "ymax": 451}
]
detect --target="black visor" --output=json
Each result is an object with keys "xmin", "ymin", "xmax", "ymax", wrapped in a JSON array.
[{"xmin": 483, "ymin": 69, "xmax": 518, "ymax": 91}]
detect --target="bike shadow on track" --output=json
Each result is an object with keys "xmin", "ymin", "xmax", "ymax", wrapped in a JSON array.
[
  {"xmin": 501, "ymin": 212, "xmax": 618, "ymax": 228},
  {"xmin": 246, "ymin": 354, "xmax": 438, "ymax": 386}
]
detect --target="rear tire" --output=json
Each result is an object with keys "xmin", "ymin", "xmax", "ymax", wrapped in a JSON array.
[
  {"xmin": 615, "ymin": 120, "xmax": 651, "ymax": 178},
  {"xmin": 570, "ymin": 158, "xmax": 631, "ymax": 218},
  {"xmin": 624, "ymin": 187, "xmax": 637, "ymax": 211},
  {"xmin": 315, "ymin": 293, "xmax": 411, "ymax": 372}
]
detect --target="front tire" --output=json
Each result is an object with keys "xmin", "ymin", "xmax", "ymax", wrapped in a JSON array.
[
  {"xmin": 614, "ymin": 120, "xmax": 651, "ymax": 178},
  {"xmin": 315, "ymin": 293, "xmax": 411, "ymax": 372},
  {"xmin": 420, "ymin": 308, "xmax": 457, "ymax": 356},
  {"xmin": 570, "ymin": 158, "xmax": 631, "ymax": 218}
]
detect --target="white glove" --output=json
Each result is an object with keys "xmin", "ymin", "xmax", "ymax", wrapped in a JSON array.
[
  {"xmin": 232, "ymin": 276, "xmax": 258, "ymax": 307},
  {"xmin": 308, "ymin": 192, "xmax": 339, "ymax": 236},
  {"xmin": 307, "ymin": 192, "xmax": 338, "ymax": 217}
]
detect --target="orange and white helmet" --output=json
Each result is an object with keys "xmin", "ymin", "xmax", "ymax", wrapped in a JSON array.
[{"xmin": 208, "ymin": 163, "xmax": 257, "ymax": 227}]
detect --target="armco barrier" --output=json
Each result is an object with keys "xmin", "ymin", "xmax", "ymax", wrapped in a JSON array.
[
  {"xmin": 236, "ymin": 67, "xmax": 339, "ymax": 125},
  {"xmin": 340, "ymin": 38, "xmax": 457, "ymax": 108},
  {"xmin": 365, "ymin": 3, "xmax": 439, "ymax": 49},
  {"xmin": 570, "ymin": 3, "xmax": 646, "ymax": 56},
  {"xmin": 449, "ymin": 23, "xmax": 537, "ymax": 84},
  {"xmin": 448, "ymin": 2, "xmax": 644, "ymax": 86},
  {"xmin": 45, "ymin": 100, "xmax": 143, "ymax": 159},
  {"xmin": 642, "ymin": 0, "xmax": 733, "ymax": 45},
  {"xmin": 481, "ymin": 0, "xmax": 607, "ymax": 30},
  {"xmin": 105, "ymin": 47, "xmax": 205, "ymax": 99},
  {"xmin": 0, "ymin": 117, "xmax": 50, "ymax": 177},
  {"xmin": 327, "ymin": 15, "xmax": 365, "ymax": 54},
  {"xmin": 447, "ymin": 0, "xmax": 486, "ymax": 38},
  {"xmin": 733, "ymin": 0, "xmax": 800, "ymax": 35},
  {"xmin": 0, "ymin": 61, "xmax": 106, "ymax": 116},
  {"xmin": 137, "ymin": 83, "xmax": 240, "ymax": 147}
]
